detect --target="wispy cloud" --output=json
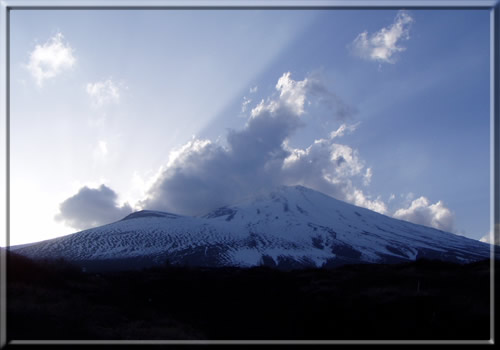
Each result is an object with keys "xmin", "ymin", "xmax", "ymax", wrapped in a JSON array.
[
  {"xmin": 86, "ymin": 79, "xmax": 121, "ymax": 107},
  {"xmin": 26, "ymin": 32, "xmax": 76, "ymax": 86},
  {"xmin": 241, "ymin": 96, "xmax": 252, "ymax": 112},
  {"xmin": 350, "ymin": 10, "xmax": 414, "ymax": 64},
  {"xmin": 363, "ymin": 167, "xmax": 372, "ymax": 186},
  {"xmin": 329, "ymin": 122, "xmax": 359, "ymax": 139}
]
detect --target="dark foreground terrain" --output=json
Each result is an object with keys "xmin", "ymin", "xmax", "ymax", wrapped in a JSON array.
[{"xmin": 6, "ymin": 252, "xmax": 494, "ymax": 340}]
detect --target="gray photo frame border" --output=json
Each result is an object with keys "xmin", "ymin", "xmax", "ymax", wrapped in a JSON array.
[{"xmin": 0, "ymin": 0, "xmax": 498, "ymax": 346}]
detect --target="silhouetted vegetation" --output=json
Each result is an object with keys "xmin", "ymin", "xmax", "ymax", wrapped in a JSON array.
[{"xmin": 6, "ymin": 251, "xmax": 494, "ymax": 340}]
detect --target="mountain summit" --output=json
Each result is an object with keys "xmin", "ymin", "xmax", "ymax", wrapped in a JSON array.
[{"xmin": 11, "ymin": 185, "xmax": 494, "ymax": 271}]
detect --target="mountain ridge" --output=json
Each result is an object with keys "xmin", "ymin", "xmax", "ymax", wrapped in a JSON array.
[{"xmin": 10, "ymin": 185, "xmax": 496, "ymax": 271}]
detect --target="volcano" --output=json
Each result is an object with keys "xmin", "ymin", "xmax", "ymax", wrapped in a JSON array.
[{"xmin": 10, "ymin": 185, "xmax": 494, "ymax": 271}]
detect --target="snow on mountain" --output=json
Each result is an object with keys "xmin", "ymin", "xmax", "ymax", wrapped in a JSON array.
[{"xmin": 10, "ymin": 185, "xmax": 495, "ymax": 271}]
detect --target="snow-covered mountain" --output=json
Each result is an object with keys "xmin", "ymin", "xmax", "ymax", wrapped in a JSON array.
[{"xmin": 10, "ymin": 185, "xmax": 495, "ymax": 271}]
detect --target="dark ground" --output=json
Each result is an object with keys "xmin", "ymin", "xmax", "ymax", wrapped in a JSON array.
[{"xmin": 5, "ymin": 252, "xmax": 495, "ymax": 341}]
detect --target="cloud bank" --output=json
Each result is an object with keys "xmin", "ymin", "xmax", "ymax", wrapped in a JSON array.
[
  {"xmin": 140, "ymin": 71, "xmax": 381, "ymax": 216},
  {"xmin": 56, "ymin": 71, "xmax": 456, "ymax": 234},
  {"xmin": 351, "ymin": 10, "xmax": 414, "ymax": 64},
  {"xmin": 26, "ymin": 32, "xmax": 76, "ymax": 86},
  {"xmin": 55, "ymin": 185, "xmax": 132, "ymax": 231},
  {"xmin": 393, "ymin": 196, "xmax": 454, "ymax": 232}
]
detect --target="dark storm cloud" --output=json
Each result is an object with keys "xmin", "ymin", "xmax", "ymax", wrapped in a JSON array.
[{"xmin": 55, "ymin": 184, "xmax": 133, "ymax": 231}]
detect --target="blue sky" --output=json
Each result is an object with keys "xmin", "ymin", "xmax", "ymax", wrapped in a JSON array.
[{"xmin": 8, "ymin": 8, "xmax": 492, "ymax": 246}]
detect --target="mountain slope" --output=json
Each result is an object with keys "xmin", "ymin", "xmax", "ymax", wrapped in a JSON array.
[{"xmin": 10, "ymin": 185, "xmax": 495, "ymax": 271}]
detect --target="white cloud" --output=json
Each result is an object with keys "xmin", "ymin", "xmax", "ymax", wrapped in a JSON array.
[
  {"xmin": 92, "ymin": 140, "xmax": 108, "ymax": 162},
  {"xmin": 98, "ymin": 140, "xmax": 108, "ymax": 156},
  {"xmin": 363, "ymin": 168, "xmax": 373, "ymax": 186},
  {"xmin": 281, "ymin": 124, "xmax": 387, "ymax": 215},
  {"xmin": 55, "ymin": 184, "xmax": 133, "ymax": 231},
  {"xmin": 329, "ymin": 122, "xmax": 359, "ymax": 139},
  {"xmin": 26, "ymin": 32, "xmax": 76, "ymax": 86},
  {"xmin": 55, "ymin": 70, "xmax": 459, "ymax": 237},
  {"xmin": 400, "ymin": 192, "xmax": 415, "ymax": 204},
  {"xmin": 480, "ymin": 225, "xmax": 500, "ymax": 245},
  {"xmin": 351, "ymin": 10, "xmax": 414, "ymax": 64},
  {"xmin": 393, "ymin": 196, "xmax": 454, "ymax": 232},
  {"xmin": 86, "ymin": 79, "xmax": 120, "ymax": 107},
  {"xmin": 141, "ymin": 72, "xmax": 361, "ymax": 215},
  {"xmin": 127, "ymin": 168, "xmax": 165, "ymax": 209},
  {"xmin": 275, "ymin": 72, "xmax": 309, "ymax": 115},
  {"xmin": 251, "ymin": 71, "xmax": 354, "ymax": 120},
  {"xmin": 346, "ymin": 189, "xmax": 388, "ymax": 215},
  {"xmin": 282, "ymin": 129, "xmax": 364, "ymax": 182},
  {"xmin": 250, "ymin": 86, "xmax": 258, "ymax": 93},
  {"xmin": 363, "ymin": 167, "xmax": 373, "ymax": 186},
  {"xmin": 241, "ymin": 96, "xmax": 252, "ymax": 112}
]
